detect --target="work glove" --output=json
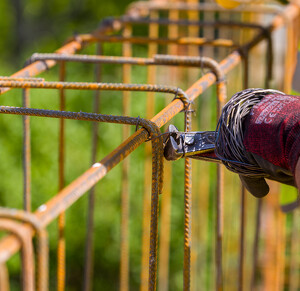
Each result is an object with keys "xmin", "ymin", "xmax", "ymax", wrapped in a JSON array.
[{"xmin": 216, "ymin": 90, "xmax": 300, "ymax": 198}]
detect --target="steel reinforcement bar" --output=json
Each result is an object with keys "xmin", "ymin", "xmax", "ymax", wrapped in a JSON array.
[{"xmin": 0, "ymin": 2, "xmax": 298, "ymax": 291}]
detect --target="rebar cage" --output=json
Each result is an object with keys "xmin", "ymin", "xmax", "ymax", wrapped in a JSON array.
[{"xmin": 0, "ymin": 0, "xmax": 299, "ymax": 290}]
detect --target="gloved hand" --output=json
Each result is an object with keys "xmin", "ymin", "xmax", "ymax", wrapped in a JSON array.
[{"xmin": 216, "ymin": 90, "xmax": 300, "ymax": 198}]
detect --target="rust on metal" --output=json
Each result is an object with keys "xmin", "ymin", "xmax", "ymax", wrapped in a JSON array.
[
  {"xmin": 0, "ymin": 207, "xmax": 48, "ymax": 291},
  {"xmin": 58, "ymin": 61, "xmax": 66, "ymax": 291},
  {"xmin": 0, "ymin": 2, "xmax": 298, "ymax": 291},
  {"xmin": 83, "ymin": 43, "xmax": 103, "ymax": 291},
  {"xmin": 22, "ymin": 88, "xmax": 31, "ymax": 212}
]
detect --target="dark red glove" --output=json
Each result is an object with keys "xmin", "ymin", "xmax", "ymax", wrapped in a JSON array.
[{"xmin": 238, "ymin": 93, "xmax": 300, "ymax": 197}]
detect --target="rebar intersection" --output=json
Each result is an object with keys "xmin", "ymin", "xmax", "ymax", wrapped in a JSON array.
[{"xmin": 0, "ymin": 1, "xmax": 299, "ymax": 291}]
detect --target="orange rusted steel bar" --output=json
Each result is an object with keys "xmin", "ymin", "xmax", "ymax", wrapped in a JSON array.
[
  {"xmin": 250, "ymin": 199, "xmax": 262, "ymax": 290},
  {"xmin": 183, "ymin": 106, "xmax": 193, "ymax": 291},
  {"xmin": 22, "ymin": 88, "xmax": 31, "ymax": 212},
  {"xmin": 29, "ymin": 53, "xmax": 239, "ymax": 69},
  {"xmin": 238, "ymin": 187, "xmax": 246, "ymax": 291},
  {"xmin": 216, "ymin": 85, "xmax": 226, "ymax": 291},
  {"xmin": 158, "ymin": 9, "xmax": 178, "ymax": 291},
  {"xmin": 0, "ymin": 207, "xmax": 49, "ymax": 291},
  {"xmin": 126, "ymin": 1, "xmax": 281, "ymax": 15},
  {"xmin": 0, "ymin": 219, "xmax": 35, "ymax": 291},
  {"xmin": 0, "ymin": 76, "xmax": 44, "ymax": 82},
  {"xmin": 83, "ymin": 35, "xmax": 236, "ymax": 48},
  {"xmin": 146, "ymin": 11, "xmax": 160, "ymax": 291},
  {"xmin": 141, "ymin": 12, "xmax": 159, "ymax": 291},
  {"xmin": 0, "ymin": 263, "xmax": 9, "ymax": 291},
  {"xmin": 0, "ymin": 80, "xmax": 187, "ymax": 97},
  {"xmin": 187, "ymin": 2, "xmax": 198, "ymax": 288},
  {"xmin": 289, "ymin": 209, "xmax": 300, "ymax": 291},
  {"xmin": 83, "ymin": 43, "xmax": 102, "ymax": 291},
  {"xmin": 120, "ymin": 24, "xmax": 132, "ymax": 291},
  {"xmin": 58, "ymin": 61, "xmax": 66, "ymax": 291},
  {"xmin": 108, "ymin": 17, "xmax": 268, "ymax": 31}
]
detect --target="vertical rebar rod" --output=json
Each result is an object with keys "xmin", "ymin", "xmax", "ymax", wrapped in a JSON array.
[
  {"xmin": 238, "ymin": 186, "xmax": 246, "ymax": 291},
  {"xmin": 283, "ymin": 19, "xmax": 294, "ymax": 93},
  {"xmin": 158, "ymin": 162, "xmax": 171, "ymax": 291},
  {"xmin": 216, "ymin": 154, "xmax": 224, "ymax": 291},
  {"xmin": 0, "ymin": 219, "xmax": 35, "ymax": 291},
  {"xmin": 187, "ymin": 0, "xmax": 199, "ymax": 80},
  {"xmin": 83, "ymin": 43, "xmax": 102, "ymax": 291},
  {"xmin": 183, "ymin": 108, "xmax": 192, "ymax": 291},
  {"xmin": 216, "ymin": 87, "xmax": 226, "ymax": 291},
  {"xmin": 186, "ymin": 7, "xmax": 198, "ymax": 288},
  {"xmin": 275, "ymin": 209, "xmax": 286, "ymax": 291},
  {"xmin": 120, "ymin": 24, "xmax": 132, "ymax": 291},
  {"xmin": 0, "ymin": 208, "xmax": 49, "ymax": 291},
  {"xmin": 57, "ymin": 61, "xmax": 66, "ymax": 291},
  {"xmin": 250, "ymin": 199, "xmax": 262, "ymax": 290},
  {"xmin": 140, "ymin": 10, "xmax": 158, "ymax": 291},
  {"xmin": 23, "ymin": 88, "xmax": 31, "ymax": 212},
  {"xmin": 289, "ymin": 209, "xmax": 299, "ymax": 291},
  {"xmin": 0, "ymin": 263, "xmax": 9, "ymax": 291},
  {"xmin": 158, "ymin": 7, "xmax": 177, "ymax": 291}
]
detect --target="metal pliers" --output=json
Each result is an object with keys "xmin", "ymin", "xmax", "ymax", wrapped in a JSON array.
[{"xmin": 163, "ymin": 125, "xmax": 220, "ymax": 162}]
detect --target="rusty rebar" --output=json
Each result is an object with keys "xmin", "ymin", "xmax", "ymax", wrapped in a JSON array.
[
  {"xmin": 141, "ymin": 12, "xmax": 159, "ymax": 291},
  {"xmin": 76, "ymin": 35, "xmax": 237, "ymax": 48},
  {"xmin": 0, "ymin": 219, "xmax": 35, "ymax": 291},
  {"xmin": 120, "ymin": 24, "xmax": 132, "ymax": 291},
  {"xmin": 183, "ymin": 106, "xmax": 193, "ymax": 291},
  {"xmin": 158, "ymin": 10, "xmax": 178, "ymax": 291},
  {"xmin": 58, "ymin": 61, "xmax": 66, "ymax": 291},
  {"xmin": 83, "ymin": 43, "xmax": 102, "ymax": 291},
  {"xmin": 126, "ymin": 1, "xmax": 281, "ymax": 15},
  {"xmin": 0, "ymin": 207, "xmax": 48, "ymax": 291},
  {"xmin": 0, "ymin": 263, "xmax": 9, "ymax": 291},
  {"xmin": 115, "ymin": 17, "xmax": 269, "ymax": 31},
  {"xmin": 250, "ymin": 199, "xmax": 262, "ymax": 291},
  {"xmin": 146, "ymin": 11, "xmax": 161, "ymax": 291},
  {"xmin": 289, "ymin": 209, "xmax": 300, "ymax": 291},
  {"xmin": 238, "ymin": 187, "xmax": 246, "ymax": 291},
  {"xmin": 22, "ymin": 88, "xmax": 31, "ymax": 212}
]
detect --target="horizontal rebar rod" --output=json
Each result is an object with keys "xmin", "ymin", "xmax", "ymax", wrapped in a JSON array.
[
  {"xmin": 115, "ymin": 17, "xmax": 269, "ymax": 30},
  {"xmin": 0, "ymin": 80, "xmax": 186, "ymax": 101},
  {"xmin": 126, "ymin": 1, "xmax": 281, "ymax": 14},
  {"xmin": 28, "ymin": 53, "xmax": 232, "ymax": 72},
  {"xmin": 79, "ymin": 35, "xmax": 236, "ymax": 47}
]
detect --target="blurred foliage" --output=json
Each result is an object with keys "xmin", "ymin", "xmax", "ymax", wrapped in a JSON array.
[{"xmin": 0, "ymin": 0, "xmax": 134, "ymax": 72}]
